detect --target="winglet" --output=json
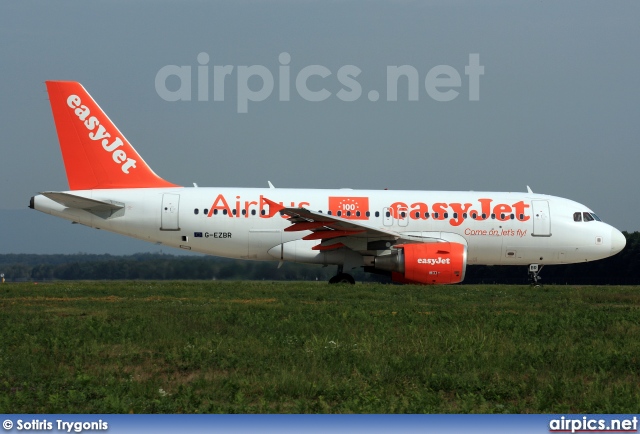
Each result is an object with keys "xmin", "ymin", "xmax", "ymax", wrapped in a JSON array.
[
  {"xmin": 46, "ymin": 81, "xmax": 179, "ymax": 190},
  {"xmin": 261, "ymin": 197, "xmax": 285, "ymax": 218}
]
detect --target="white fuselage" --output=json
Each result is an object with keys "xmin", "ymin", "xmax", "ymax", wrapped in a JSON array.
[{"xmin": 32, "ymin": 187, "xmax": 625, "ymax": 268}]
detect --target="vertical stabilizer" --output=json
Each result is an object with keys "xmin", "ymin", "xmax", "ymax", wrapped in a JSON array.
[{"xmin": 46, "ymin": 81, "xmax": 179, "ymax": 190}]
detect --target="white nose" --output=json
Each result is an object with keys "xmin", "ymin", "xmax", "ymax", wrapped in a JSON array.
[{"xmin": 611, "ymin": 228, "xmax": 626, "ymax": 255}]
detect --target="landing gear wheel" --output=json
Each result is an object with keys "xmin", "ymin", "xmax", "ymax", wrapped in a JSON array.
[
  {"xmin": 329, "ymin": 273, "xmax": 356, "ymax": 285},
  {"xmin": 528, "ymin": 264, "xmax": 543, "ymax": 287}
]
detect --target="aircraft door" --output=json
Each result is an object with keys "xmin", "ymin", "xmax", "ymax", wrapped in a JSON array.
[
  {"xmin": 532, "ymin": 200, "xmax": 551, "ymax": 236},
  {"xmin": 161, "ymin": 193, "xmax": 180, "ymax": 231}
]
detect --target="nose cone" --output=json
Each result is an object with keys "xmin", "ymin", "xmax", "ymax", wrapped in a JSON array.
[{"xmin": 611, "ymin": 228, "xmax": 626, "ymax": 256}]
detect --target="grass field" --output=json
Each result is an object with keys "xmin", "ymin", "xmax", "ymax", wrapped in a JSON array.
[{"xmin": 1, "ymin": 281, "xmax": 639, "ymax": 413}]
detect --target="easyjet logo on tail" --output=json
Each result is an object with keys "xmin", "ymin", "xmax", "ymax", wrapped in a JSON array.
[{"xmin": 66, "ymin": 95, "xmax": 137, "ymax": 174}]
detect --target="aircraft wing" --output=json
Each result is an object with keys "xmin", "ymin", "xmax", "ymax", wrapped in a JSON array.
[
  {"xmin": 263, "ymin": 198, "xmax": 419, "ymax": 252},
  {"xmin": 281, "ymin": 207, "xmax": 400, "ymax": 238},
  {"xmin": 265, "ymin": 198, "xmax": 466, "ymax": 254}
]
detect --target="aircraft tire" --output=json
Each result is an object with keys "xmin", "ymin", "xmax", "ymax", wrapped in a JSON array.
[{"xmin": 329, "ymin": 273, "xmax": 356, "ymax": 285}]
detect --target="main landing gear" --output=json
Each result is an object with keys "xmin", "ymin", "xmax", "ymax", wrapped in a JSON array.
[
  {"xmin": 329, "ymin": 265, "xmax": 356, "ymax": 285},
  {"xmin": 528, "ymin": 264, "xmax": 543, "ymax": 287}
]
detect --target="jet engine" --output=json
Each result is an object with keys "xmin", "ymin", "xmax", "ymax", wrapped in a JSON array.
[{"xmin": 373, "ymin": 242, "xmax": 467, "ymax": 284}]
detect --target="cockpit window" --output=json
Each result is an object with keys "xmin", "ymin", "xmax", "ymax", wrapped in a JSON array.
[{"xmin": 575, "ymin": 211, "xmax": 603, "ymax": 222}]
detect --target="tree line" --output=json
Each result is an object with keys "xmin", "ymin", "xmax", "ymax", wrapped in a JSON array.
[{"xmin": 2, "ymin": 231, "xmax": 639, "ymax": 284}]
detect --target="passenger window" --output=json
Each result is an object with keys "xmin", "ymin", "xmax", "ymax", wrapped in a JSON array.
[
  {"xmin": 385, "ymin": 211, "xmax": 391, "ymax": 218},
  {"xmin": 583, "ymin": 212, "xmax": 594, "ymax": 222},
  {"xmin": 251, "ymin": 210, "xmax": 256, "ymax": 216},
  {"xmin": 204, "ymin": 209, "xmax": 208, "ymax": 215},
  {"xmin": 375, "ymin": 211, "xmax": 380, "ymax": 218},
  {"xmin": 194, "ymin": 209, "xmax": 199, "ymax": 215},
  {"xmin": 574, "ymin": 212, "xmax": 582, "ymax": 222}
]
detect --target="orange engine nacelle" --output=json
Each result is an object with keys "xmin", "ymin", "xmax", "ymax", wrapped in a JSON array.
[{"xmin": 374, "ymin": 242, "xmax": 467, "ymax": 285}]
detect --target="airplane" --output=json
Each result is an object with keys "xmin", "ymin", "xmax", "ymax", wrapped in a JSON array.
[{"xmin": 30, "ymin": 81, "xmax": 626, "ymax": 285}]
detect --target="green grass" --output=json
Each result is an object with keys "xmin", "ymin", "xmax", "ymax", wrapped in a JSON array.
[{"xmin": 1, "ymin": 281, "xmax": 639, "ymax": 413}]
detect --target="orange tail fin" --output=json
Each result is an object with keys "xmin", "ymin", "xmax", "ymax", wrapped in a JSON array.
[{"xmin": 46, "ymin": 81, "xmax": 179, "ymax": 190}]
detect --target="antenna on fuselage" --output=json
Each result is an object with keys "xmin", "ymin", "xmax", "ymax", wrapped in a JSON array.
[
  {"xmin": 526, "ymin": 185, "xmax": 533, "ymax": 193},
  {"xmin": 268, "ymin": 181, "xmax": 275, "ymax": 189}
]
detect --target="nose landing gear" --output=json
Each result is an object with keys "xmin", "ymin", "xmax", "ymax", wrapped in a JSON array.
[{"xmin": 529, "ymin": 264, "xmax": 543, "ymax": 287}]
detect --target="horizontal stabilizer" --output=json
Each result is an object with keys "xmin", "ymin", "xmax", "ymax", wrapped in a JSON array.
[{"xmin": 41, "ymin": 191, "xmax": 124, "ymax": 219}]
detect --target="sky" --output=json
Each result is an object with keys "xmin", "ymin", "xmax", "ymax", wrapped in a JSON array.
[{"xmin": 1, "ymin": 1, "xmax": 639, "ymax": 255}]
